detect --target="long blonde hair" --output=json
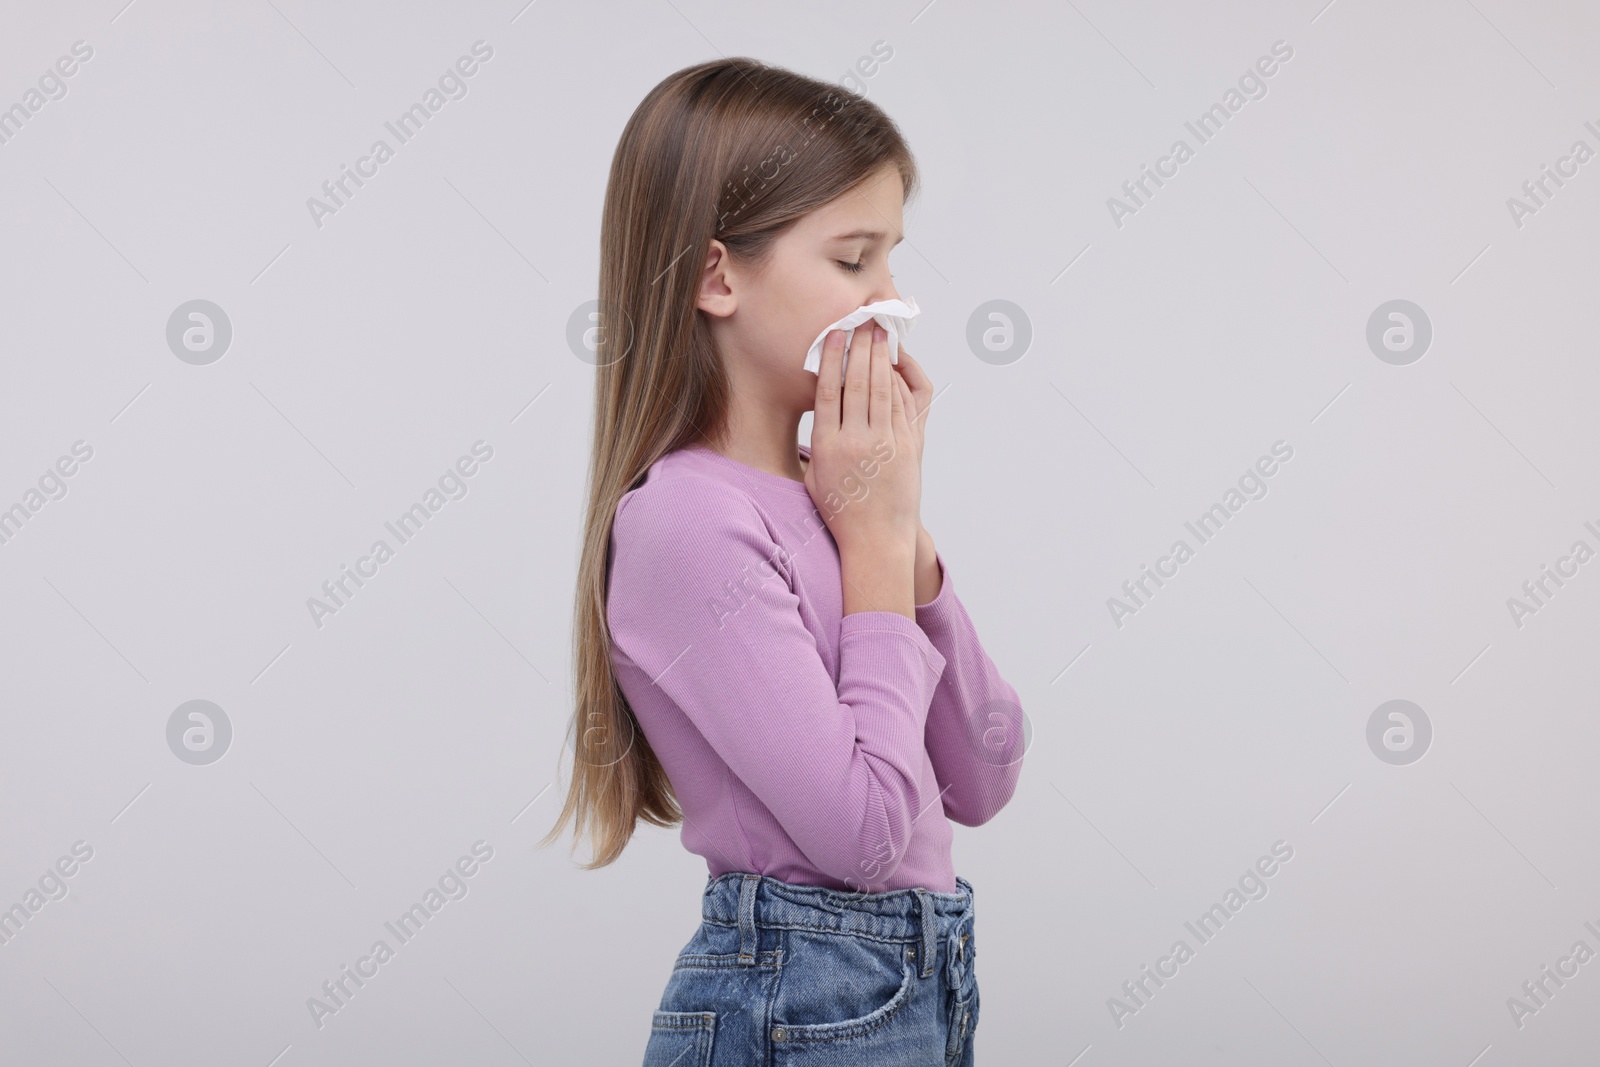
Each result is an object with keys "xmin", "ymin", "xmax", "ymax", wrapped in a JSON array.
[{"xmin": 538, "ymin": 57, "xmax": 920, "ymax": 869}]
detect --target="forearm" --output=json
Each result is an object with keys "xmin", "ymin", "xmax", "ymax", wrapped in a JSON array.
[{"xmin": 909, "ymin": 546, "xmax": 1027, "ymax": 825}]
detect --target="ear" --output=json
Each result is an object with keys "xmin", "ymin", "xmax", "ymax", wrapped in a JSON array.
[{"xmin": 696, "ymin": 239, "xmax": 737, "ymax": 319}]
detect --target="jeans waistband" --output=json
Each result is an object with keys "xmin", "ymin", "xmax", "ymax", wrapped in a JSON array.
[{"xmin": 701, "ymin": 872, "xmax": 975, "ymax": 981}]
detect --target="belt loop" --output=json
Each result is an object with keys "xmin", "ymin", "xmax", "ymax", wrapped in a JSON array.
[
  {"xmin": 738, "ymin": 874, "xmax": 760, "ymax": 964},
  {"xmin": 912, "ymin": 888, "xmax": 936, "ymax": 978}
]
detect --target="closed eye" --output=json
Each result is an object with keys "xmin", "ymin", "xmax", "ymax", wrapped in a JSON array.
[{"xmin": 837, "ymin": 260, "xmax": 865, "ymax": 274}]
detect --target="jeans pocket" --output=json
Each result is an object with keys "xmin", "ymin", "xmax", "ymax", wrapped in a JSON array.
[
  {"xmin": 771, "ymin": 933, "xmax": 918, "ymax": 1045},
  {"xmin": 643, "ymin": 1010, "xmax": 716, "ymax": 1067}
]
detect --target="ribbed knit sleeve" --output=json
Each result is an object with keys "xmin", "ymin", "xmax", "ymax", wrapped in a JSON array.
[
  {"xmin": 915, "ymin": 548, "xmax": 1026, "ymax": 826},
  {"xmin": 606, "ymin": 473, "xmax": 948, "ymax": 888}
]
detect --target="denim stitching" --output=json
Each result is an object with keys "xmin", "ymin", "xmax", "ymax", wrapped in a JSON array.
[{"xmin": 772, "ymin": 947, "xmax": 919, "ymax": 1044}]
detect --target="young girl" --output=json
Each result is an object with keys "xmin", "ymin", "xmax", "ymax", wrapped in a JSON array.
[{"xmin": 541, "ymin": 56, "xmax": 1026, "ymax": 1065}]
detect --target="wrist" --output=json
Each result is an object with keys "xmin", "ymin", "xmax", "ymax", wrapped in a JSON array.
[
  {"xmin": 913, "ymin": 527, "xmax": 942, "ymax": 607},
  {"xmin": 836, "ymin": 523, "xmax": 919, "ymax": 559},
  {"xmin": 839, "ymin": 539, "xmax": 917, "ymax": 619}
]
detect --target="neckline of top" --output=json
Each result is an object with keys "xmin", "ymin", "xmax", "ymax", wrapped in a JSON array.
[{"xmin": 682, "ymin": 442, "xmax": 813, "ymax": 496}]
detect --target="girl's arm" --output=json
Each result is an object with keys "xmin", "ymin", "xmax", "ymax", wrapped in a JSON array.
[
  {"xmin": 607, "ymin": 473, "xmax": 947, "ymax": 889},
  {"xmin": 889, "ymin": 350, "xmax": 1024, "ymax": 814},
  {"xmin": 912, "ymin": 538, "xmax": 1027, "ymax": 826}
]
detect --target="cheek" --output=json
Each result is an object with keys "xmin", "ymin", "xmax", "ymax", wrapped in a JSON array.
[
  {"xmin": 785, "ymin": 287, "xmax": 848, "ymax": 339},
  {"xmin": 770, "ymin": 260, "xmax": 865, "ymax": 352},
  {"xmin": 804, "ymin": 285, "xmax": 871, "ymax": 338}
]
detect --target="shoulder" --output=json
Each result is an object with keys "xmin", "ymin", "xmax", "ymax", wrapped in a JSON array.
[
  {"xmin": 614, "ymin": 459, "xmax": 762, "ymax": 538},
  {"xmin": 611, "ymin": 457, "xmax": 782, "ymax": 577},
  {"xmin": 607, "ymin": 459, "xmax": 788, "ymax": 629}
]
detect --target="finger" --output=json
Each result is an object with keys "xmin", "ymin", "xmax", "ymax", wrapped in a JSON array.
[
  {"xmin": 868, "ymin": 324, "xmax": 896, "ymax": 436},
  {"xmin": 813, "ymin": 329, "xmax": 847, "ymax": 438},
  {"xmin": 841, "ymin": 325, "xmax": 871, "ymax": 431},
  {"xmin": 886, "ymin": 333, "xmax": 914, "ymax": 445},
  {"xmin": 876, "ymin": 326, "xmax": 902, "ymax": 441},
  {"xmin": 893, "ymin": 346, "xmax": 932, "ymax": 394},
  {"xmin": 892, "ymin": 346, "xmax": 933, "ymax": 430},
  {"xmin": 894, "ymin": 372, "xmax": 917, "ymax": 427},
  {"xmin": 890, "ymin": 364, "xmax": 912, "ymax": 408}
]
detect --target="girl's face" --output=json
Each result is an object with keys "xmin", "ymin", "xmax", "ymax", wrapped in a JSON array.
[{"xmin": 699, "ymin": 162, "xmax": 906, "ymax": 408}]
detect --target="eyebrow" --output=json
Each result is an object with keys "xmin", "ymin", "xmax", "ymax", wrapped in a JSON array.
[{"xmin": 830, "ymin": 229, "xmax": 904, "ymax": 246}]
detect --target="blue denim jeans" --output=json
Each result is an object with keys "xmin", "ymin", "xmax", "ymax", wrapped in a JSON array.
[{"xmin": 642, "ymin": 871, "xmax": 980, "ymax": 1066}]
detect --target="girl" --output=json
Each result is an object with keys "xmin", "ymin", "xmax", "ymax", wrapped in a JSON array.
[{"xmin": 541, "ymin": 56, "xmax": 1026, "ymax": 1065}]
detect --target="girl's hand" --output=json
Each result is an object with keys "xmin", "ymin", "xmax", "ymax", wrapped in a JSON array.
[
  {"xmin": 890, "ymin": 344, "xmax": 933, "ymax": 474},
  {"xmin": 808, "ymin": 323, "xmax": 922, "ymax": 556}
]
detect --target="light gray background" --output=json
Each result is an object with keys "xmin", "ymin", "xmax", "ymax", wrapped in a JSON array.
[{"xmin": 2, "ymin": 0, "xmax": 1597, "ymax": 1063}]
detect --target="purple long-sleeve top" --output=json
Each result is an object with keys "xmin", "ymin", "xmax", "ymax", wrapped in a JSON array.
[{"xmin": 604, "ymin": 442, "xmax": 1025, "ymax": 893}]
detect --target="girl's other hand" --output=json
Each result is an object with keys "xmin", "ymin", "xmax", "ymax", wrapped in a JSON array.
[{"xmin": 891, "ymin": 344, "xmax": 932, "ymax": 473}]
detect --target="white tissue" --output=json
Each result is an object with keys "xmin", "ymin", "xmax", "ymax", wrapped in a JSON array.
[{"xmin": 803, "ymin": 296, "xmax": 919, "ymax": 375}]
